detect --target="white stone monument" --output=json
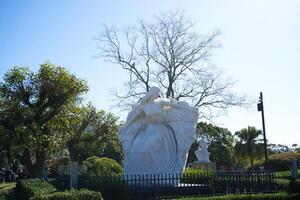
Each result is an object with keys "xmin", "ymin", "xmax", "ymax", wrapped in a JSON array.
[
  {"xmin": 195, "ymin": 135, "xmax": 210, "ymax": 163},
  {"xmin": 188, "ymin": 135, "xmax": 216, "ymax": 171},
  {"xmin": 119, "ymin": 87, "xmax": 199, "ymax": 176}
]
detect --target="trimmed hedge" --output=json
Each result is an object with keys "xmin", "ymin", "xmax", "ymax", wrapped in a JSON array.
[
  {"xmin": 31, "ymin": 189, "xmax": 103, "ymax": 200},
  {"xmin": 184, "ymin": 167, "xmax": 211, "ymax": 174},
  {"xmin": 83, "ymin": 156, "xmax": 123, "ymax": 176},
  {"xmin": 16, "ymin": 179, "xmax": 56, "ymax": 200},
  {"xmin": 174, "ymin": 193, "xmax": 300, "ymax": 200},
  {"xmin": 265, "ymin": 153, "xmax": 300, "ymax": 171},
  {"xmin": 79, "ymin": 176, "xmax": 129, "ymax": 200}
]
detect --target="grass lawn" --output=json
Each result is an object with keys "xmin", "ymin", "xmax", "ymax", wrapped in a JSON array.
[
  {"xmin": 169, "ymin": 193, "xmax": 300, "ymax": 200},
  {"xmin": 0, "ymin": 182, "xmax": 16, "ymax": 200},
  {"xmin": 0, "ymin": 182, "xmax": 16, "ymax": 194},
  {"xmin": 276, "ymin": 169, "xmax": 300, "ymax": 179}
]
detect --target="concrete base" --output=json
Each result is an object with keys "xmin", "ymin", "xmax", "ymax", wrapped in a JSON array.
[{"xmin": 187, "ymin": 161, "xmax": 216, "ymax": 171}]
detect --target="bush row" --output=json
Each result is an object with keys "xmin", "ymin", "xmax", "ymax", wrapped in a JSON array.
[
  {"xmin": 16, "ymin": 179, "xmax": 103, "ymax": 200},
  {"xmin": 77, "ymin": 176, "xmax": 129, "ymax": 200},
  {"xmin": 31, "ymin": 189, "xmax": 103, "ymax": 200},
  {"xmin": 175, "ymin": 193, "xmax": 300, "ymax": 200},
  {"xmin": 264, "ymin": 153, "xmax": 300, "ymax": 171},
  {"xmin": 16, "ymin": 179, "xmax": 56, "ymax": 200}
]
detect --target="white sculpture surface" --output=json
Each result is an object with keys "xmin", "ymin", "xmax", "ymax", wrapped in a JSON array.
[
  {"xmin": 195, "ymin": 135, "xmax": 210, "ymax": 163},
  {"xmin": 119, "ymin": 87, "xmax": 199, "ymax": 175}
]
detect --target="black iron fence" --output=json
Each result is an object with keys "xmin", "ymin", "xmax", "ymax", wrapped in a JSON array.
[{"xmin": 55, "ymin": 170, "xmax": 278, "ymax": 200}]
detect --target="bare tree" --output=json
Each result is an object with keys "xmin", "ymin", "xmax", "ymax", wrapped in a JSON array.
[{"xmin": 97, "ymin": 11, "xmax": 246, "ymax": 119}]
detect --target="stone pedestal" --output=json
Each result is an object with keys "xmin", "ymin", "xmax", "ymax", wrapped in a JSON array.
[
  {"xmin": 195, "ymin": 150, "xmax": 210, "ymax": 163},
  {"xmin": 188, "ymin": 161, "xmax": 216, "ymax": 171}
]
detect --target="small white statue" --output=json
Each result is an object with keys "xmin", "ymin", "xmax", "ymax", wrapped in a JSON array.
[
  {"xmin": 119, "ymin": 87, "xmax": 199, "ymax": 175},
  {"xmin": 195, "ymin": 135, "xmax": 210, "ymax": 163}
]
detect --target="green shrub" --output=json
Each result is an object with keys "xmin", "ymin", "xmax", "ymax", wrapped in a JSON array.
[
  {"xmin": 47, "ymin": 178, "xmax": 56, "ymax": 188},
  {"xmin": 16, "ymin": 179, "xmax": 56, "ymax": 200},
  {"xmin": 0, "ymin": 193, "xmax": 7, "ymax": 200},
  {"xmin": 290, "ymin": 180, "xmax": 300, "ymax": 194},
  {"xmin": 174, "ymin": 192, "xmax": 300, "ymax": 200},
  {"xmin": 83, "ymin": 156, "xmax": 123, "ymax": 176},
  {"xmin": 264, "ymin": 153, "xmax": 300, "ymax": 171},
  {"xmin": 181, "ymin": 168, "xmax": 214, "ymax": 184},
  {"xmin": 31, "ymin": 189, "xmax": 103, "ymax": 200},
  {"xmin": 80, "ymin": 176, "xmax": 129, "ymax": 200}
]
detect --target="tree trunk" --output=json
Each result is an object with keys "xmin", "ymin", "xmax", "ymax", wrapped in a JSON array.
[
  {"xmin": 250, "ymin": 157, "xmax": 254, "ymax": 169},
  {"xmin": 32, "ymin": 147, "xmax": 47, "ymax": 178},
  {"xmin": 20, "ymin": 148, "xmax": 33, "ymax": 176},
  {"xmin": 21, "ymin": 147, "xmax": 47, "ymax": 178},
  {"xmin": 67, "ymin": 139, "xmax": 80, "ymax": 162},
  {"xmin": 166, "ymin": 83, "xmax": 174, "ymax": 98}
]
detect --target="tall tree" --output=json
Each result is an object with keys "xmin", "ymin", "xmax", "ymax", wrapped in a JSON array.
[
  {"xmin": 0, "ymin": 63, "xmax": 88, "ymax": 177},
  {"xmin": 188, "ymin": 122, "xmax": 234, "ymax": 169},
  {"xmin": 98, "ymin": 11, "xmax": 246, "ymax": 118},
  {"xmin": 234, "ymin": 126, "xmax": 264, "ymax": 169},
  {"xmin": 62, "ymin": 104, "xmax": 123, "ymax": 163},
  {"xmin": 291, "ymin": 144, "xmax": 300, "ymax": 153},
  {"xmin": 0, "ymin": 97, "xmax": 23, "ymax": 167}
]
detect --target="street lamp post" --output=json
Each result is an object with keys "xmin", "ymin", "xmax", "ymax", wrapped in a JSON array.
[{"xmin": 257, "ymin": 92, "xmax": 268, "ymax": 162}]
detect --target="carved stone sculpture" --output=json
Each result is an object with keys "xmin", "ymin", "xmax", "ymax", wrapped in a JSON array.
[
  {"xmin": 119, "ymin": 87, "xmax": 199, "ymax": 175},
  {"xmin": 195, "ymin": 135, "xmax": 210, "ymax": 163}
]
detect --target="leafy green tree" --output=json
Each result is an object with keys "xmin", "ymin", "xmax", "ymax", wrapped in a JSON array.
[
  {"xmin": 0, "ymin": 63, "xmax": 88, "ymax": 177},
  {"xmin": 234, "ymin": 126, "xmax": 264, "ymax": 169},
  {"xmin": 81, "ymin": 130, "xmax": 123, "ymax": 164},
  {"xmin": 188, "ymin": 122, "xmax": 234, "ymax": 169},
  {"xmin": 0, "ymin": 88, "xmax": 25, "ymax": 167},
  {"xmin": 64, "ymin": 105, "xmax": 123, "ymax": 163},
  {"xmin": 291, "ymin": 144, "xmax": 300, "ymax": 153}
]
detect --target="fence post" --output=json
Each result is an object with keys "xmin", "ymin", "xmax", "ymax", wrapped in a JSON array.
[
  {"xmin": 70, "ymin": 161, "xmax": 78, "ymax": 189},
  {"xmin": 291, "ymin": 160, "xmax": 298, "ymax": 180}
]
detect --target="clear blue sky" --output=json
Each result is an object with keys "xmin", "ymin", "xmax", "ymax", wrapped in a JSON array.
[{"xmin": 1, "ymin": 0, "xmax": 299, "ymax": 146}]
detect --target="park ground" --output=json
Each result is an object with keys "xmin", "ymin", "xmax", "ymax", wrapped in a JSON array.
[{"xmin": 0, "ymin": 170, "xmax": 299, "ymax": 200}]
